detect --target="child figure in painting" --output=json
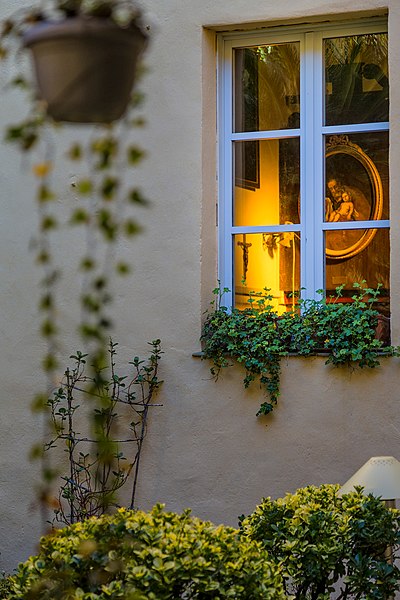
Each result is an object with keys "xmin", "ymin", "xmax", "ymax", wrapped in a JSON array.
[{"xmin": 329, "ymin": 189, "xmax": 359, "ymax": 222}]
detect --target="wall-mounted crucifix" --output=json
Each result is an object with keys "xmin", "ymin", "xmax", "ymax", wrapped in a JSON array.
[{"xmin": 237, "ymin": 234, "xmax": 252, "ymax": 281}]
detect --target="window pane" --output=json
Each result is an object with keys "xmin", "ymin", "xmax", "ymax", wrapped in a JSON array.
[
  {"xmin": 234, "ymin": 138, "xmax": 300, "ymax": 226},
  {"xmin": 325, "ymin": 228, "xmax": 390, "ymax": 313},
  {"xmin": 233, "ymin": 232, "xmax": 300, "ymax": 313},
  {"xmin": 324, "ymin": 132, "xmax": 388, "ymax": 250},
  {"xmin": 325, "ymin": 33, "xmax": 388, "ymax": 126},
  {"xmin": 234, "ymin": 43, "xmax": 300, "ymax": 132}
]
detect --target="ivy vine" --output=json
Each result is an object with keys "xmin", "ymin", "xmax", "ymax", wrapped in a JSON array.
[
  {"xmin": 201, "ymin": 284, "xmax": 397, "ymax": 417},
  {"xmin": 0, "ymin": 0, "xmax": 149, "ymax": 381},
  {"xmin": 0, "ymin": 1, "xmax": 150, "ymax": 521}
]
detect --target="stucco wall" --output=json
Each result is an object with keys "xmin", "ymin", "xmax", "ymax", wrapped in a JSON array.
[
  {"xmin": 0, "ymin": 0, "xmax": 400, "ymax": 573},
  {"xmin": 134, "ymin": 355, "xmax": 400, "ymax": 525}
]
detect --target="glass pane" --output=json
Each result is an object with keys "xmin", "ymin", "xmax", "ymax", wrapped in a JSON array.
[
  {"xmin": 234, "ymin": 138, "xmax": 300, "ymax": 226},
  {"xmin": 234, "ymin": 43, "xmax": 300, "ymax": 132},
  {"xmin": 325, "ymin": 228, "xmax": 390, "ymax": 320},
  {"xmin": 324, "ymin": 132, "xmax": 388, "ymax": 248},
  {"xmin": 233, "ymin": 232, "xmax": 300, "ymax": 313},
  {"xmin": 325, "ymin": 33, "xmax": 388, "ymax": 126}
]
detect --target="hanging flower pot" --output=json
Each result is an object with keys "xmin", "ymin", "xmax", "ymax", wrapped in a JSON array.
[{"xmin": 23, "ymin": 14, "xmax": 147, "ymax": 123}]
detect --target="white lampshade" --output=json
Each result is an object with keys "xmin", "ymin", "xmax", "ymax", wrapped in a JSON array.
[{"xmin": 340, "ymin": 456, "xmax": 400, "ymax": 500}]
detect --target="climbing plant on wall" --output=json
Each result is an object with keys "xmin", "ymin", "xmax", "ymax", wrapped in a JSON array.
[{"xmin": 201, "ymin": 283, "xmax": 398, "ymax": 417}]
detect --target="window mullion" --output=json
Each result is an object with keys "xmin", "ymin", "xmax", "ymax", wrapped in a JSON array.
[
  {"xmin": 218, "ymin": 39, "xmax": 234, "ymax": 307},
  {"xmin": 302, "ymin": 32, "xmax": 324, "ymax": 299},
  {"xmin": 313, "ymin": 32, "xmax": 325, "ymax": 297},
  {"xmin": 322, "ymin": 122, "xmax": 389, "ymax": 135}
]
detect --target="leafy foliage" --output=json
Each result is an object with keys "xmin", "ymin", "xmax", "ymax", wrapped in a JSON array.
[
  {"xmin": 7, "ymin": 504, "xmax": 285, "ymax": 599},
  {"xmin": 240, "ymin": 484, "xmax": 400, "ymax": 600},
  {"xmin": 42, "ymin": 339, "xmax": 163, "ymax": 525},
  {"xmin": 0, "ymin": 0, "xmax": 149, "ymax": 377},
  {"xmin": 0, "ymin": 572, "xmax": 13, "ymax": 599},
  {"xmin": 1, "ymin": 0, "xmax": 149, "ymax": 520},
  {"xmin": 201, "ymin": 284, "xmax": 397, "ymax": 416}
]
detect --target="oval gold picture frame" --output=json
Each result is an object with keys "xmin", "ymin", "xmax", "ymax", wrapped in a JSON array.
[{"xmin": 325, "ymin": 135, "xmax": 383, "ymax": 260}]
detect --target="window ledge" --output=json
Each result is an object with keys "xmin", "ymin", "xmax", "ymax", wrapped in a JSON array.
[{"xmin": 193, "ymin": 349, "xmax": 394, "ymax": 359}]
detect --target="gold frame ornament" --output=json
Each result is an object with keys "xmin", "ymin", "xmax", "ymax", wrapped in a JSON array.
[{"xmin": 325, "ymin": 135, "xmax": 383, "ymax": 260}]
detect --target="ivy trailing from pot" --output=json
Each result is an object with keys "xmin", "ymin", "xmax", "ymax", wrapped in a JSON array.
[
  {"xmin": 0, "ymin": 0, "xmax": 151, "ymax": 519},
  {"xmin": 1, "ymin": 0, "xmax": 149, "ymax": 365},
  {"xmin": 201, "ymin": 283, "xmax": 398, "ymax": 417}
]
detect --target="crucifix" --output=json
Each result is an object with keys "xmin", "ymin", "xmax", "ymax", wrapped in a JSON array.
[{"xmin": 237, "ymin": 234, "xmax": 252, "ymax": 281}]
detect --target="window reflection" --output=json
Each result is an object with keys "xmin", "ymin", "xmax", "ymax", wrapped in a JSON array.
[
  {"xmin": 325, "ymin": 33, "xmax": 388, "ymax": 126},
  {"xmin": 234, "ymin": 43, "xmax": 300, "ymax": 132}
]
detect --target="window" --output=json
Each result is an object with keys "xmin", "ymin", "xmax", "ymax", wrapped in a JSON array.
[{"xmin": 218, "ymin": 20, "xmax": 389, "ymax": 315}]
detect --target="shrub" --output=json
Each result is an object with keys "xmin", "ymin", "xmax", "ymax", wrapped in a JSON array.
[
  {"xmin": 8, "ymin": 504, "xmax": 284, "ymax": 599},
  {"xmin": 240, "ymin": 484, "xmax": 400, "ymax": 600},
  {"xmin": 0, "ymin": 572, "xmax": 13, "ymax": 599}
]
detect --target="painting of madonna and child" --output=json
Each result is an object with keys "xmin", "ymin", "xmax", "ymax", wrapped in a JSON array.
[{"xmin": 324, "ymin": 132, "xmax": 389, "ymax": 318}]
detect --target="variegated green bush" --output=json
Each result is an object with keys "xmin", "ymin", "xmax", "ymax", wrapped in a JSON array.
[
  {"xmin": 240, "ymin": 484, "xmax": 400, "ymax": 600},
  {"xmin": 7, "ymin": 504, "xmax": 284, "ymax": 599}
]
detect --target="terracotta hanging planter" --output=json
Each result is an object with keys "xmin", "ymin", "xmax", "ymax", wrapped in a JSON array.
[{"xmin": 23, "ymin": 16, "xmax": 147, "ymax": 123}]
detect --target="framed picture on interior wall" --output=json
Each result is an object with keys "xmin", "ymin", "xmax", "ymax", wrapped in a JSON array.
[
  {"xmin": 325, "ymin": 135, "xmax": 383, "ymax": 260},
  {"xmin": 235, "ymin": 48, "xmax": 260, "ymax": 191},
  {"xmin": 235, "ymin": 140, "xmax": 260, "ymax": 191}
]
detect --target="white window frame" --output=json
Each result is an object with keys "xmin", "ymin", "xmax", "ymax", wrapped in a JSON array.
[{"xmin": 217, "ymin": 19, "xmax": 389, "ymax": 308}]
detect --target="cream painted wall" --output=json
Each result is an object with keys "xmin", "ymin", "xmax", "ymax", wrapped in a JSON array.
[{"xmin": 0, "ymin": 0, "xmax": 400, "ymax": 574}]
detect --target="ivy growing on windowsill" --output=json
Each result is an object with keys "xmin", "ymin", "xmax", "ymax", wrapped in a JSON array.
[{"xmin": 201, "ymin": 283, "xmax": 398, "ymax": 417}]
